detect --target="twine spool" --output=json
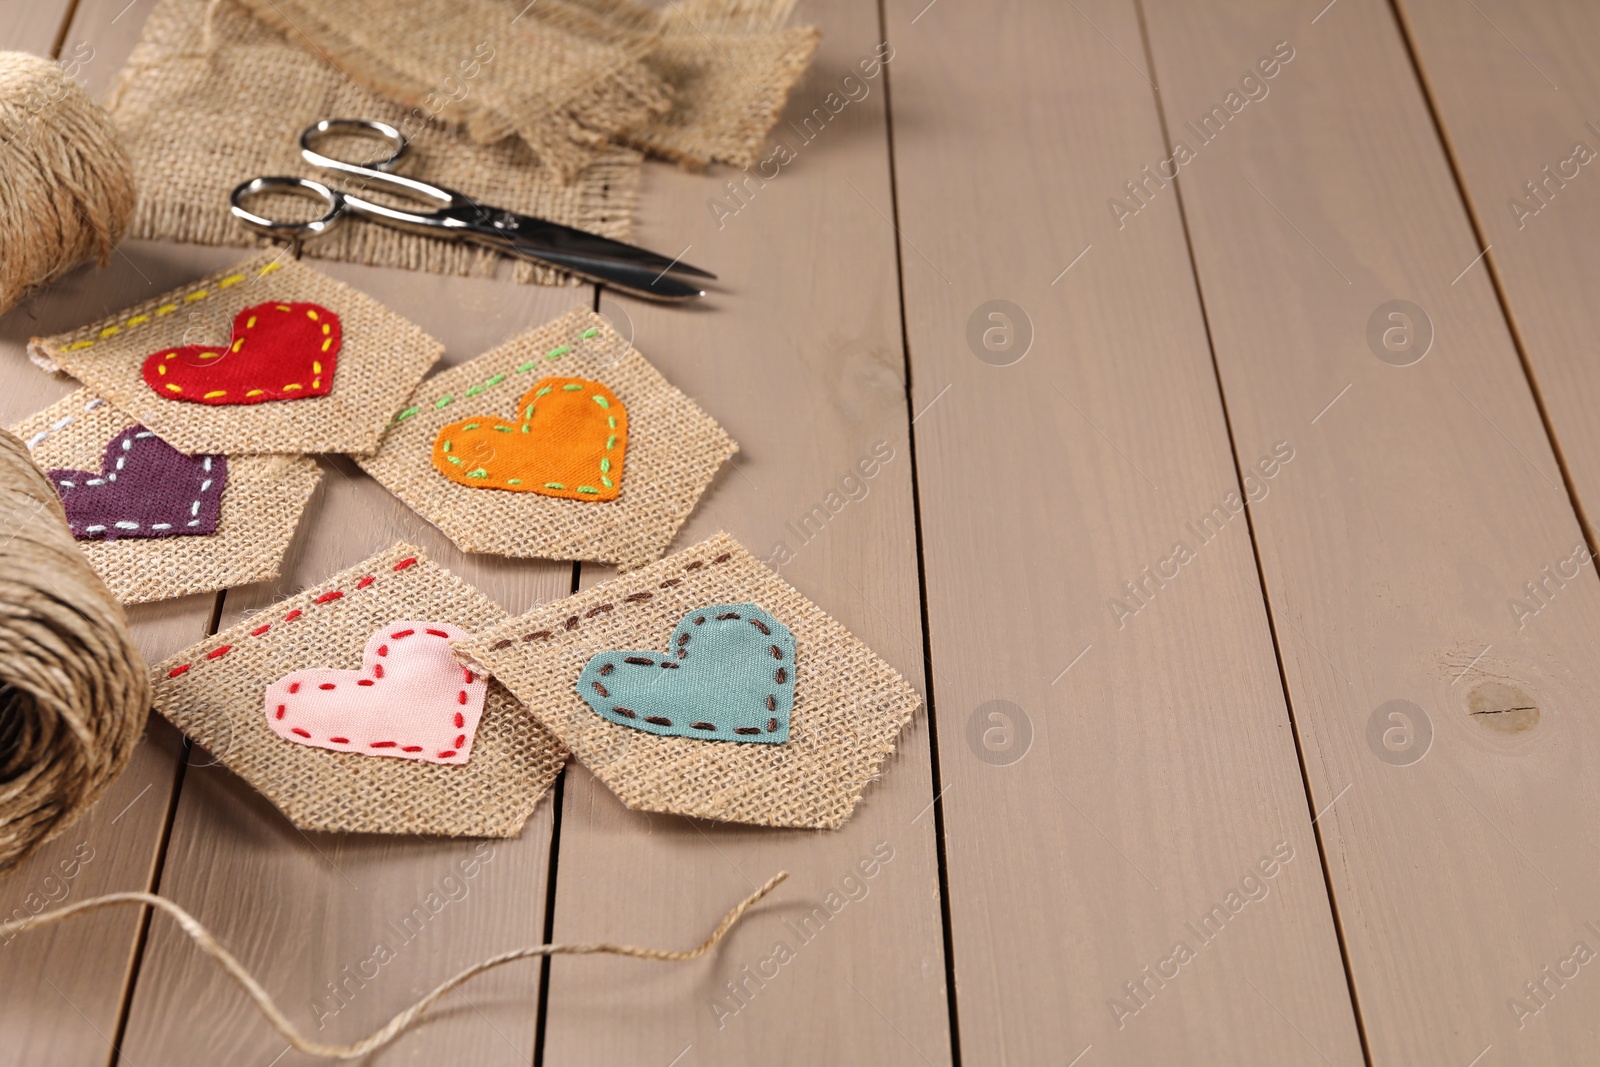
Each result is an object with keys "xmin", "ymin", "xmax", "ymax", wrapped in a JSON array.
[
  {"xmin": 0, "ymin": 428, "xmax": 148, "ymax": 876},
  {"xmin": 0, "ymin": 51, "xmax": 135, "ymax": 319}
]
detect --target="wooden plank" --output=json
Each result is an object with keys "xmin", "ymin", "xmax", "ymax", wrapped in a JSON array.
[
  {"xmin": 1392, "ymin": 3, "xmax": 1600, "ymax": 531},
  {"xmin": 538, "ymin": 2, "xmax": 952, "ymax": 1064},
  {"xmin": 1138, "ymin": 0, "xmax": 1600, "ymax": 1062},
  {"xmin": 881, "ymin": 0, "xmax": 1366, "ymax": 1063},
  {"xmin": 114, "ymin": 256, "xmax": 581, "ymax": 1065},
  {"xmin": 0, "ymin": 103, "xmax": 226, "ymax": 1066}
]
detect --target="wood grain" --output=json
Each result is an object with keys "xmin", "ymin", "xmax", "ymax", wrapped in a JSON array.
[
  {"xmin": 881, "ymin": 1, "xmax": 1366, "ymax": 1064},
  {"xmin": 538, "ymin": 0, "xmax": 952, "ymax": 1063},
  {"xmin": 0, "ymin": 8, "xmax": 225, "ymax": 1055},
  {"xmin": 1392, "ymin": 2, "xmax": 1600, "ymax": 530},
  {"xmin": 1139, "ymin": 0, "xmax": 1600, "ymax": 1062}
]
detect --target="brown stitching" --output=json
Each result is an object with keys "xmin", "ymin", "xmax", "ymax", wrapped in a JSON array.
[
  {"xmin": 748, "ymin": 618, "xmax": 770, "ymax": 635},
  {"xmin": 645, "ymin": 715, "xmax": 672, "ymax": 726},
  {"xmin": 677, "ymin": 633, "xmax": 690, "ymax": 646},
  {"xmin": 684, "ymin": 561, "xmax": 704, "ymax": 571},
  {"xmin": 623, "ymin": 656, "xmax": 654, "ymax": 666},
  {"xmin": 660, "ymin": 662, "xmax": 679, "ymax": 669},
  {"xmin": 693, "ymin": 616, "xmax": 706, "ymax": 625},
  {"xmin": 625, "ymin": 592, "xmax": 652, "ymax": 602},
  {"xmin": 767, "ymin": 717, "xmax": 778, "ymax": 732},
  {"xmin": 591, "ymin": 681, "xmax": 609, "ymax": 697},
  {"xmin": 660, "ymin": 578, "xmax": 681, "ymax": 588},
  {"xmin": 766, "ymin": 695, "xmax": 777, "ymax": 711},
  {"xmin": 770, "ymin": 645, "xmax": 783, "ymax": 660},
  {"xmin": 491, "ymin": 639, "xmax": 512, "ymax": 650},
  {"xmin": 716, "ymin": 612, "xmax": 740, "ymax": 620},
  {"xmin": 565, "ymin": 615, "xmax": 579, "ymax": 630},
  {"xmin": 586, "ymin": 604, "xmax": 612, "ymax": 618},
  {"xmin": 614, "ymin": 706, "xmax": 637, "ymax": 718},
  {"xmin": 598, "ymin": 663, "xmax": 614, "ymax": 676},
  {"xmin": 523, "ymin": 630, "xmax": 552, "ymax": 642},
  {"xmin": 713, "ymin": 553, "xmax": 731, "ymax": 563},
  {"xmin": 691, "ymin": 722, "xmax": 716, "ymax": 731},
  {"xmin": 775, "ymin": 667, "xmax": 787, "ymax": 684},
  {"xmin": 735, "ymin": 727, "xmax": 760, "ymax": 735}
]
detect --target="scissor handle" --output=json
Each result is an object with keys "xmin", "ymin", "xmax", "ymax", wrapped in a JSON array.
[
  {"xmin": 299, "ymin": 118, "xmax": 456, "ymax": 209},
  {"xmin": 229, "ymin": 176, "xmax": 345, "ymax": 237}
]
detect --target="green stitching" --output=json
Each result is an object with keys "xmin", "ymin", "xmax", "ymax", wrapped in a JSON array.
[
  {"xmin": 463, "ymin": 423, "xmax": 480, "ymax": 431},
  {"xmin": 592, "ymin": 395, "xmax": 610, "ymax": 409},
  {"xmin": 447, "ymin": 455, "xmax": 463, "ymax": 466},
  {"xmin": 467, "ymin": 468, "xmax": 488, "ymax": 479},
  {"xmin": 581, "ymin": 328, "xmax": 600, "ymax": 338},
  {"xmin": 577, "ymin": 486, "xmax": 599, "ymax": 494},
  {"xmin": 606, "ymin": 435, "xmax": 617, "ymax": 449},
  {"xmin": 486, "ymin": 374, "xmax": 506, "ymax": 387},
  {"xmin": 602, "ymin": 475, "xmax": 613, "ymax": 488},
  {"xmin": 547, "ymin": 345, "xmax": 571, "ymax": 360},
  {"xmin": 508, "ymin": 478, "xmax": 522, "ymax": 485},
  {"xmin": 465, "ymin": 384, "xmax": 485, "ymax": 397},
  {"xmin": 607, "ymin": 416, "xmax": 617, "ymax": 429},
  {"xmin": 535, "ymin": 386, "xmax": 553, "ymax": 397},
  {"xmin": 562, "ymin": 383, "xmax": 582, "ymax": 391},
  {"xmin": 516, "ymin": 360, "xmax": 537, "ymax": 373},
  {"xmin": 442, "ymin": 440, "xmax": 452, "ymax": 453},
  {"xmin": 396, "ymin": 406, "xmax": 419, "ymax": 423},
  {"xmin": 436, "ymin": 395, "xmax": 453, "ymax": 409},
  {"xmin": 493, "ymin": 424, "xmax": 512, "ymax": 433},
  {"xmin": 600, "ymin": 458, "xmax": 611, "ymax": 473},
  {"xmin": 544, "ymin": 482, "xmax": 565, "ymax": 489}
]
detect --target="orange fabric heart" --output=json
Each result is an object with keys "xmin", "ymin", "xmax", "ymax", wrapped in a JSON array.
[
  {"xmin": 140, "ymin": 301, "xmax": 340, "ymax": 405},
  {"xmin": 431, "ymin": 377, "xmax": 627, "ymax": 500}
]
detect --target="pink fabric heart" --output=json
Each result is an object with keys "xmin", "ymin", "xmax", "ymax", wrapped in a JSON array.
[{"xmin": 264, "ymin": 621, "xmax": 486, "ymax": 765}]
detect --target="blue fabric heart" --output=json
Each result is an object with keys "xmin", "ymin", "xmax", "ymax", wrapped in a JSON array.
[{"xmin": 577, "ymin": 602, "xmax": 795, "ymax": 743}]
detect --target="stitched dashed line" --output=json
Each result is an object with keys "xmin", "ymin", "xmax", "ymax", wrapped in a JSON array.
[
  {"xmin": 391, "ymin": 326, "xmax": 609, "ymax": 425},
  {"xmin": 24, "ymin": 397, "xmax": 107, "ymax": 450},
  {"xmin": 58, "ymin": 261, "xmax": 281, "ymax": 353},
  {"xmin": 57, "ymin": 433, "xmax": 220, "ymax": 535},
  {"xmin": 161, "ymin": 555, "xmax": 418, "ymax": 679},
  {"xmin": 486, "ymin": 550, "xmax": 736, "ymax": 651},
  {"xmin": 436, "ymin": 378, "xmax": 619, "ymax": 492}
]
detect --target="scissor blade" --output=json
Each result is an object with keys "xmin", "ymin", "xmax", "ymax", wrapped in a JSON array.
[{"xmin": 461, "ymin": 207, "xmax": 717, "ymax": 280}]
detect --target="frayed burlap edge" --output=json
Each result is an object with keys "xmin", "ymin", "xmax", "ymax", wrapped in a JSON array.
[
  {"xmin": 148, "ymin": 542, "xmax": 568, "ymax": 835},
  {"xmin": 10, "ymin": 390, "xmax": 321, "ymax": 605},
  {"xmin": 28, "ymin": 252, "xmax": 443, "ymax": 457},
  {"xmin": 358, "ymin": 306, "xmax": 737, "ymax": 567},
  {"xmin": 456, "ymin": 532, "xmax": 921, "ymax": 830},
  {"xmin": 107, "ymin": 0, "xmax": 642, "ymax": 285}
]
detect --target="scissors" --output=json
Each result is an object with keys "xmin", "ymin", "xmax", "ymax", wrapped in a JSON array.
[{"xmin": 229, "ymin": 119, "xmax": 714, "ymax": 302}]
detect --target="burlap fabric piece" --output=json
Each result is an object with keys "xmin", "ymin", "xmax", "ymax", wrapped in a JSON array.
[
  {"xmin": 359, "ymin": 306, "xmax": 736, "ymax": 567},
  {"xmin": 108, "ymin": 0, "xmax": 642, "ymax": 284},
  {"xmin": 627, "ymin": 0, "xmax": 820, "ymax": 168},
  {"xmin": 10, "ymin": 390, "xmax": 320, "ymax": 605},
  {"xmin": 455, "ymin": 532, "xmax": 922, "ymax": 830},
  {"xmin": 148, "ymin": 542, "xmax": 568, "ymax": 835},
  {"xmin": 28, "ymin": 252, "xmax": 442, "ymax": 456},
  {"xmin": 237, "ymin": 0, "xmax": 670, "ymax": 183}
]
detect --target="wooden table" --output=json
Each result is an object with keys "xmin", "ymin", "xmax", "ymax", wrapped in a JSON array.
[{"xmin": 4, "ymin": 0, "xmax": 1599, "ymax": 1063}]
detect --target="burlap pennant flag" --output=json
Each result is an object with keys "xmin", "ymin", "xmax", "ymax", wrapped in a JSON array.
[
  {"xmin": 455, "ymin": 532, "xmax": 922, "ymax": 829},
  {"xmin": 148, "ymin": 543, "xmax": 568, "ymax": 835},
  {"xmin": 108, "ymin": 0, "xmax": 643, "ymax": 284},
  {"xmin": 359, "ymin": 307, "xmax": 736, "ymax": 567},
  {"xmin": 10, "ymin": 390, "xmax": 320, "ymax": 605},
  {"xmin": 29, "ymin": 253, "xmax": 442, "ymax": 456}
]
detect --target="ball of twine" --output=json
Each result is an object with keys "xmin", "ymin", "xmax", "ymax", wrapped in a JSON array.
[
  {"xmin": 0, "ymin": 428, "xmax": 148, "ymax": 876},
  {"xmin": 0, "ymin": 51, "xmax": 135, "ymax": 319}
]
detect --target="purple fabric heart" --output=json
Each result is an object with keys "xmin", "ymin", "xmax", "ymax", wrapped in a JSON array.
[{"xmin": 48, "ymin": 425, "xmax": 227, "ymax": 542}]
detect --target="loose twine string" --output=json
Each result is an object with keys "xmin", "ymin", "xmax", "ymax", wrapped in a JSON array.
[
  {"xmin": 1, "ymin": 871, "xmax": 789, "ymax": 1059},
  {"xmin": 0, "ymin": 429, "xmax": 148, "ymax": 875}
]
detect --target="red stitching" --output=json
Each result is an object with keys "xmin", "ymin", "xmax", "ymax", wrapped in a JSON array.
[
  {"xmin": 437, "ymin": 749, "xmax": 457, "ymax": 758},
  {"xmin": 391, "ymin": 628, "xmax": 415, "ymax": 639},
  {"xmin": 370, "ymin": 741, "xmax": 397, "ymax": 748},
  {"xmin": 357, "ymin": 679, "xmax": 374, "ymax": 687},
  {"xmin": 394, "ymin": 557, "xmax": 418, "ymax": 570},
  {"xmin": 454, "ymin": 712, "xmax": 465, "ymax": 728},
  {"xmin": 404, "ymin": 746, "xmax": 423, "ymax": 753},
  {"xmin": 206, "ymin": 645, "xmax": 232, "ymax": 660},
  {"xmin": 457, "ymin": 690, "xmax": 468, "ymax": 704},
  {"xmin": 329, "ymin": 736, "xmax": 349, "ymax": 744},
  {"xmin": 275, "ymin": 704, "xmax": 286, "ymax": 719},
  {"xmin": 288, "ymin": 682, "xmax": 300, "ymax": 694},
  {"xmin": 425, "ymin": 627, "xmax": 450, "ymax": 637},
  {"xmin": 318, "ymin": 682, "xmax": 336, "ymax": 690},
  {"xmin": 251, "ymin": 624, "xmax": 271, "ymax": 636},
  {"xmin": 167, "ymin": 664, "xmax": 191, "ymax": 678},
  {"xmin": 356, "ymin": 575, "xmax": 375, "ymax": 589},
  {"xmin": 373, "ymin": 663, "xmax": 384, "ymax": 679},
  {"xmin": 462, "ymin": 668, "xmax": 474, "ymax": 684},
  {"xmin": 292, "ymin": 728, "xmax": 310, "ymax": 738},
  {"xmin": 455, "ymin": 733, "xmax": 466, "ymax": 747},
  {"xmin": 284, "ymin": 609, "xmax": 302, "ymax": 622},
  {"xmin": 315, "ymin": 591, "xmax": 343, "ymax": 604}
]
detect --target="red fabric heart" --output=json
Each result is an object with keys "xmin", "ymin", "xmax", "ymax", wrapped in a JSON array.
[
  {"xmin": 263, "ymin": 621, "xmax": 485, "ymax": 765},
  {"xmin": 141, "ymin": 301, "xmax": 341, "ymax": 405}
]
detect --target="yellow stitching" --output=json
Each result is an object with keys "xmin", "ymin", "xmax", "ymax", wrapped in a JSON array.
[{"xmin": 51, "ymin": 260, "xmax": 286, "ymax": 351}]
